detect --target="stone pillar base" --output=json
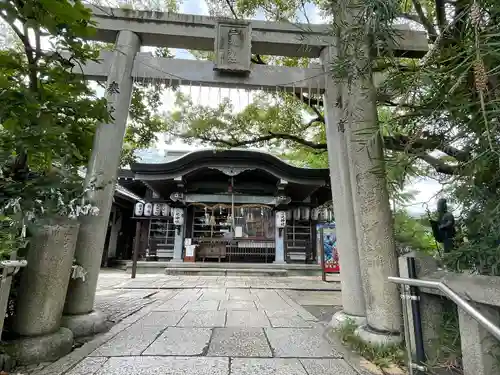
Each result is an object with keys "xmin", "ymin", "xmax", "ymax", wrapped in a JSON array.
[
  {"xmin": 2, "ymin": 327, "xmax": 73, "ymax": 365},
  {"xmin": 330, "ymin": 310, "xmax": 366, "ymax": 329},
  {"xmin": 61, "ymin": 310, "xmax": 108, "ymax": 338},
  {"xmin": 355, "ymin": 324, "xmax": 402, "ymax": 346}
]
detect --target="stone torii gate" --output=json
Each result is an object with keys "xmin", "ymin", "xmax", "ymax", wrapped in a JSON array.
[{"xmin": 63, "ymin": 5, "xmax": 428, "ymax": 344}]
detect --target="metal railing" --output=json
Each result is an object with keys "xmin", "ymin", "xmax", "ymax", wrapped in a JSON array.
[
  {"xmin": 389, "ymin": 266, "xmax": 500, "ymax": 375},
  {"xmin": 389, "ymin": 276, "xmax": 500, "ymax": 342}
]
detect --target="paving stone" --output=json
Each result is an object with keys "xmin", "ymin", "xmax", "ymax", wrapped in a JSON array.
[
  {"xmin": 265, "ymin": 328, "xmax": 341, "ymax": 358},
  {"xmin": 142, "ymin": 328, "xmax": 212, "ymax": 356},
  {"xmin": 199, "ymin": 289, "xmax": 227, "ymax": 300},
  {"xmin": 300, "ymin": 359, "xmax": 359, "ymax": 375},
  {"xmin": 162, "ymin": 281, "xmax": 188, "ymax": 288},
  {"xmin": 276, "ymin": 291, "xmax": 319, "ymax": 321},
  {"xmin": 253, "ymin": 290, "xmax": 281, "ymax": 299},
  {"xmin": 94, "ymin": 356, "xmax": 229, "ymax": 375},
  {"xmin": 230, "ymin": 358, "xmax": 307, "ymax": 375},
  {"xmin": 177, "ymin": 311, "xmax": 226, "ymax": 328},
  {"xmin": 183, "ymin": 300, "xmax": 220, "ymax": 311},
  {"xmin": 154, "ymin": 299, "xmax": 189, "ymax": 311},
  {"xmin": 226, "ymin": 310, "xmax": 270, "ymax": 328},
  {"xmin": 66, "ymin": 357, "xmax": 108, "ymax": 375},
  {"xmin": 170, "ymin": 290, "xmax": 202, "ymax": 301},
  {"xmin": 225, "ymin": 283, "xmax": 248, "ymax": 288},
  {"xmin": 302, "ymin": 305, "xmax": 341, "ymax": 323},
  {"xmin": 255, "ymin": 300, "xmax": 294, "ymax": 313},
  {"xmin": 227, "ymin": 290, "xmax": 256, "ymax": 301},
  {"xmin": 152, "ymin": 290, "xmax": 179, "ymax": 300},
  {"xmin": 285, "ymin": 290, "xmax": 342, "ymax": 306},
  {"xmin": 219, "ymin": 300, "xmax": 256, "ymax": 311},
  {"xmin": 265, "ymin": 311, "xmax": 313, "ymax": 328},
  {"xmin": 134, "ymin": 311, "xmax": 186, "ymax": 328},
  {"xmin": 90, "ymin": 325, "xmax": 162, "ymax": 356},
  {"xmin": 207, "ymin": 328, "xmax": 272, "ymax": 357},
  {"xmin": 95, "ymin": 290, "xmax": 155, "ymax": 324}
]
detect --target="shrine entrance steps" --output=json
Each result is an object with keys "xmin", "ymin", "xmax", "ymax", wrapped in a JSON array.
[{"xmin": 115, "ymin": 261, "xmax": 325, "ymax": 277}]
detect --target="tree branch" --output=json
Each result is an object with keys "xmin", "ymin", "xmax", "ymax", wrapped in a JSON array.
[
  {"xmin": 411, "ymin": 0, "xmax": 438, "ymax": 40},
  {"xmin": 179, "ymin": 132, "xmax": 326, "ymax": 150},
  {"xmin": 225, "ymin": 0, "xmax": 239, "ymax": 19},
  {"xmin": 383, "ymin": 134, "xmax": 471, "ymax": 163},
  {"xmin": 435, "ymin": 0, "xmax": 448, "ymax": 32},
  {"xmin": 418, "ymin": 154, "xmax": 457, "ymax": 175},
  {"xmin": 179, "ymin": 130, "xmax": 464, "ymax": 175}
]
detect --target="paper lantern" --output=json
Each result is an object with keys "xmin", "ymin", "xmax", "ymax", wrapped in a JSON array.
[
  {"xmin": 319, "ymin": 207, "xmax": 328, "ymax": 221},
  {"xmin": 275, "ymin": 211, "xmax": 287, "ymax": 228},
  {"xmin": 327, "ymin": 208, "xmax": 334, "ymax": 222},
  {"xmin": 153, "ymin": 203, "xmax": 161, "ymax": 216},
  {"xmin": 134, "ymin": 202, "xmax": 144, "ymax": 216},
  {"xmin": 161, "ymin": 203, "xmax": 170, "ymax": 216},
  {"xmin": 172, "ymin": 207, "xmax": 184, "ymax": 225},
  {"xmin": 144, "ymin": 203, "xmax": 152, "ymax": 216}
]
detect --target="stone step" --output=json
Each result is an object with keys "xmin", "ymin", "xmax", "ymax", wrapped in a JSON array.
[
  {"xmin": 164, "ymin": 267, "xmax": 288, "ymax": 277},
  {"xmin": 162, "ymin": 262, "xmax": 321, "ymax": 270}
]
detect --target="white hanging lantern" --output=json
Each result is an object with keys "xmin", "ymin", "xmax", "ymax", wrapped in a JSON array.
[
  {"xmin": 134, "ymin": 202, "xmax": 144, "ymax": 216},
  {"xmin": 301, "ymin": 207, "xmax": 310, "ymax": 220},
  {"xmin": 328, "ymin": 208, "xmax": 334, "ymax": 222},
  {"xmin": 311, "ymin": 208, "xmax": 319, "ymax": 220},
  {"xmin": 319, "ymin": 207, "xmax": 328, "ymax": 221},
  {"xmin": 144, "ymin": 203, "xmax": 153, "ymax": 217},
  {"xmin": 286, "ymin": 210, "xmax": 292, "ymax": 220},
  {"xmin": 275, "ymin": 211, "xmax": 287, "ymax": 228},
  {"xmin": 153, "ymin": 203, "xmax": 161, "ymax": 216},
  {"xmin": 172, "ymin": 207, "xmax": 184, "ymax": 226},
  {"xmin": 293, "ymin": 207, "xmax": 301, "ymax": 220},
  {"xmin": 161, "ymin": 204, "xmax": 170, "ymax": 216}
]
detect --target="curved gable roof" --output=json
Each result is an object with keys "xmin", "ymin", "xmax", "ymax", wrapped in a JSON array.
[{"xmin": 131, "ymin": 149, "xmax": 330, "ymax": 186}]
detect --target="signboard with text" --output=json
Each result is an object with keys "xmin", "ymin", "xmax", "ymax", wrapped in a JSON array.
[{"xmin": 318, "ymin": 223, "xmax": 340, "ymax": 273}]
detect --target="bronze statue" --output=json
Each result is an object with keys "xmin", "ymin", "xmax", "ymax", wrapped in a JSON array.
[{"xmin": 430, "ymin": 198, "xmax": 456, "ymax": 254}]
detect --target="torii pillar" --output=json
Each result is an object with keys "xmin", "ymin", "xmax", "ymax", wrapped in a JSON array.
[
  {"xmin": 320, "ymin": 45, "xmax": 367, "ymax": 327},
  {"xmin": 62, "ymin": 30, "xmax": 141, "ymax": 337},
  {"xmin": 339, "ymin": 2, "xmax": 402, "ymax": 345}
]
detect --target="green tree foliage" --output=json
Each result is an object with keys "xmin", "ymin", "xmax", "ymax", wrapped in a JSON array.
[
  {"xmin": 383, "ymin": 0, "xmax": 500, "ymax": 274},
  {"xmin": 0, "ymin": 0, "xmax": 112, "ymax": 256},
  {"xmin": 393, "ymin": 210, "xmax": 437, "ymax": 255}
]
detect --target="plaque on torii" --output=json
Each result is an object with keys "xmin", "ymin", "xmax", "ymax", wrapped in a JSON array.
[{"xmin": 214, "ymin": 20, "xmax": 252, "ymax": 74}]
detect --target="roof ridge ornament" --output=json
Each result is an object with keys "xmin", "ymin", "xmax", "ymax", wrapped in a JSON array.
[{"xmin": 209, "ymin": 166, "xmax": 255, "ymax": 176}]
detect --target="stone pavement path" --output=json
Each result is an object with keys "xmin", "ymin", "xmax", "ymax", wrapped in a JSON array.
[
  {"xmin": 97, "ymin": 271, "xmax": 341, "ymax": 290},
  {"xmin": 34, "ymin": 274, "xmax": 361, "ymax": 375}
]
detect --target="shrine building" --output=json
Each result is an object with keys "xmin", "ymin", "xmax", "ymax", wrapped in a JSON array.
[{"xmin": 109, "ymin": 149, "xmax": 334, "ymax": 272}]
